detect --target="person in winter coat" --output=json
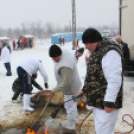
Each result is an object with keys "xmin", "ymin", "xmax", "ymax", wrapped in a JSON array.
[
  {"xmin": 78, "ymin": 28, "xmax": 123, "ymax": 134},
  {"xmin": 17, "ymin": 58, "xmax": 49, "ymax": 112},
  {"xmin": 20, "ymin": 40, "xmax": 25, "ymax": 50},
  {"xmin": 13, "ymin": 40, "xmax": 16, "ymax": 50},
  {"xmin": 76, "ymin": 40, "xmax": 80, "ymax": 49},
  {"xmin": 24, "ymin": 39, "xmax": 27, "ymax": 48},
  {"xmin": 62, "ymin": 38, "xmax": 65, "ymax": 46},
  {"xmin": 70, "ymin": 47, "xmax": 84, "ymax": 64},
  {"xmin": 17, "ymin": 39, "xmax": 21, "ymax": 50},
  {"xmin": 28, "ymin": 38, "xmax": 32, "ymax": 48},
  {"xmin": 115, "ymin": 35, "xmax": 130, "ymax": 70},
  {"xmin": 12, "ymin": 73, "xmax": 44, "ymax": 103},
  {"xmin": 49, "ymin": 44, "xmax": 82, "ymax": 130},
  {"xmin": 0, "ymin": 41, "xmax": 2, "ymax": 55},
  {"xmin": 0, "ymin": 43, "xmax": 12, "ymax": 76}
]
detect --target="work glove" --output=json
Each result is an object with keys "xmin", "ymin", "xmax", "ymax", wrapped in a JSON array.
[{"xmin": 44, "ymin": 83, "xmax": 48, "ymax": 89}]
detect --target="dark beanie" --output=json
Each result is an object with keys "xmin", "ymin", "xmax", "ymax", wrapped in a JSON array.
[
  {"xmin": 77, "ymin": 47, "xmax": 84, "ymax": 54},
  {"xmin": 82, "ymin": 28, "xmax": 102, "ymax": 44},
  {"xmin": 49, "ymin": 44, "xmax": 62, "ymax": 57}
]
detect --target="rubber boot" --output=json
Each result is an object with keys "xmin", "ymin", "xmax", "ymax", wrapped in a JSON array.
[
  {"xmin": 66, "ymin": 112, "xmax": 78, "ymax": 130},
  {"xmin": 23, "ymin": 94, "xmax": 34, "ymax": 112}
]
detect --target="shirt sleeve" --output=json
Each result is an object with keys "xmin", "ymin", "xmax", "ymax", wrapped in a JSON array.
[
  {"xmin": 52, "ymin": 67, "xmax": 72, "ymax": 93},
  {"xmin": 38, "ymin": 62, "xmax": 48, "ymax": 83},
  {"xmin": 32, "ymin": 80, "xmax": 43, "ymax": 90},
  {"xmin": 102, "ymin": 50, "xmax": 122, "ymax": 103}
]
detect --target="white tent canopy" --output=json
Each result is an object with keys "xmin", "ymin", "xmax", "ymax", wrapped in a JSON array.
[{"xmin": 0, "ymin": 37, "xmax": 10, "ymax": 40}]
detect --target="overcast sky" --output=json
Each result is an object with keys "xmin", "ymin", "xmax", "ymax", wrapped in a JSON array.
[{"xmin": 0, "ymin": 0, "xmax": 119, "ymax": 29}]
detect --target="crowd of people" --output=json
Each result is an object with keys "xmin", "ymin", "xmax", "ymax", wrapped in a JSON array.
[
  {"xmin": 59, "ymin": 37, "xmax": 65, "ymax": 46},
  {"xmin": 0, "ymin": 27, "xmax": 130, "ymax": 134},
  {"xmin": 12, "ymin": 38, "xmax": 32, "ymax": 50}
]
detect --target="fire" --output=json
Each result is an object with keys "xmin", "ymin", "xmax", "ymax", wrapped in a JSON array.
[
  {"xmin": 26, "ymin": 126, "xmax": 48, "ymax": 134},
  {"xmin": 26, "ymin": 128, "xmax": 36, "ymax": 134},
  {"xmin": 80, "ymin": 103, "xmax": 85, "ymax": 108},
  {"xmin": 44, "ymin": 126, "xmax": 48, "ymax": 134}
]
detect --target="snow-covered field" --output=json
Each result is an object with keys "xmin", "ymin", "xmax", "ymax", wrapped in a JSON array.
[{"xmin": 0, "ymin": 39, "xmax": 134, "ymax": 133}]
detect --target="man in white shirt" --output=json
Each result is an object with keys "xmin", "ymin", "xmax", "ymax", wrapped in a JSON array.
[
  {"xmin": 17, "ymin": 58, "xmax": 49, "ymax": 112},
  {"xmin": 49, "ymin": 45, "xmax": 82, "ymax": 130},
  {"xmin": 70, "ymin": 47, "xmax": 84, "ymax": 64},
  {"xmin": 78, "ymin": 28, "xmax": 123, "ymax": 134},
  {"xmin": 0, "ymin": 43, "xmax": 12, "ymax": 76}
]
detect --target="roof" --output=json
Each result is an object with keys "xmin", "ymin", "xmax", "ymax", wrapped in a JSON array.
[
  {"xmin": 0, "ymin": 37, "xmax": 10, "ymax": 40},
  {"xmin": 23, "ymin": 34, "xmax": 33, "ymax": 38}
]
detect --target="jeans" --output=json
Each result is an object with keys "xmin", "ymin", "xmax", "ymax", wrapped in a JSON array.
[
  {"xmin": 4, "ymin": 63, "xmax": 12, "ymax": 76},
  {"xmin": 17, "ymin": 67, "xmax": 32, "ymax": 94}
]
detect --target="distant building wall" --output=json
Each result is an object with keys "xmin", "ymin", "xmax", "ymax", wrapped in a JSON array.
[
  {"xmin": 121, "ymin": 0, "xmax": 134, "ymax": 57},
  {"xmin": 51, "ymin": 32, "xmax": 83, "ymax": 44}
]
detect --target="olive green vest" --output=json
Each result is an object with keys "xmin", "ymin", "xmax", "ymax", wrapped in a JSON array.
[{"xmin": 83, "ymin": 38, "xmax": 123, "ymax": 109}]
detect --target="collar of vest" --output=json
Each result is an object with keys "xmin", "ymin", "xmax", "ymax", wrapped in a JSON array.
[{"xmin": 95, "ymin": 38, "xmax": 121, "ymax": 52}]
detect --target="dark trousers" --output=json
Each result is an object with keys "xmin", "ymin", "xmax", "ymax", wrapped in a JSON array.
[
  {"xmin": 17, "ymin": 67, "xmax": 32, "ymax": 94},
  {"xmin": 12, "ymin": 87, "xmax": 22, "ymax": 100},
  {"xmin": 4, "ymin": 63, "xmax": 12, "ymax": 76},
  {"xmin": 13, "ymin": 46, "xmax": 15, "ymax": 50},
  {"xmin": 17, "ymin": 44, "xmax": 20, "ymax": 50}
]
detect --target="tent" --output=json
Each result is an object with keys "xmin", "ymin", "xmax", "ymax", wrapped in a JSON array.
[
  {"xmin": 0, "ymin": 37, "xmax": 10, "ymax": 43},
  {"xmin": 19, "ymin": 34, "xmax": 34, "ymax": 47}
]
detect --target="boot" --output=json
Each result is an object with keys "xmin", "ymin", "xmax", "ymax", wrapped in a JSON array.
[
  {"xmin": 66, "ymin": 112, "xmax": 78, "ymax": 130},
  {"xmin": 23, "ymin": 94, "xmax": 34, "ymax": 112}
]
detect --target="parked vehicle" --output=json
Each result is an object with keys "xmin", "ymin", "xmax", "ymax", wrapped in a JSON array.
[{"xmin": 101, "ymin": 30, "xmax": 110, "ymax": 37}]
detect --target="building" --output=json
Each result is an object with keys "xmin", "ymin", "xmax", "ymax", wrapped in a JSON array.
[
  {"xmin": 120, "ymin": 0, "xmax": 134, "ymax": 57},
  {"xmin": 19, "ymin": 34, "xmax": 34, "ymax": 47}
]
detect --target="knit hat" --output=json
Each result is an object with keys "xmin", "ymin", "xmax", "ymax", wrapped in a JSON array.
[
  {"xmin": 82, "ymin": 28, "xmax": 102, "ymax": 44},
  {"xmin": 77, "ymin": 47, "xmax": 84, "ymax": 54},
  {"xmin": 49, "ymin": 44, "xmax": 62, "ymax": 57}
]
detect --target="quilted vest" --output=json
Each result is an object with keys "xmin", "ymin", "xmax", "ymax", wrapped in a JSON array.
[{"xmin": 83, "ymin": 38, "xmax": 123, "ymax": 109}]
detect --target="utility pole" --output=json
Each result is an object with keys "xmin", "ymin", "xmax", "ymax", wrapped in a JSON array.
[
  {"xmin": 69, "ymin": 20, "xmax": 71, "ymax": 33},
  {"xmin": 71, "ymin": 0, "xmax": 77, "ymax": 50}
]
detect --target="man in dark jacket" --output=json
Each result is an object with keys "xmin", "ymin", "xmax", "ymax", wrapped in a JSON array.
[
  {"xmin": 12, "ymin": 74, "xmax": 43, "ymax": 103},
  {"xmin": 115, "ymin": 35, "xmax": 130, "ymax": 70},
  {"xmin": 17, "ymin": 39, "xmax": 21, "ymax": 50},
  {"xmin": 78, "ymin": 28, "xmax": 123, "ymax": 134}
]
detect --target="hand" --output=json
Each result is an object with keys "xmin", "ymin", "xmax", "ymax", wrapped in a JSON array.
[
  {"xmin": 44, "ymin": 83, "xmax": 48, "ymax": 89},
  {"xmin": 77, "ymin": 90, "xmax": 85, "ymax": 98},
  {"xmin": 104, "ymin": 107, "xmax": 114, "ymax": 113}
]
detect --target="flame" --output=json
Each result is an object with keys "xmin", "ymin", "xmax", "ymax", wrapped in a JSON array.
[
  {"xmin": 80, "ymin": 103, "xmax": 85, "ymax": 108},
  {"xmin": 26, "ymin": 128, "xmax": 36, "ymax": 134},
  {"xmin": 44, "ymin": 126, "xmax": 48, "ymax": 134}
]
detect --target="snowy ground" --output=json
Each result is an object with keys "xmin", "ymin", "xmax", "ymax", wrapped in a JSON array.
[{"xmin": 0, "ymin": 39, "xmax": 134, "ymax": 134}]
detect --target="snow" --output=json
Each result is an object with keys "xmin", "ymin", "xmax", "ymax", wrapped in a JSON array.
[
  {"xmin": 0, "ymin": 39, "xmax": 134, "ymax": 133},
  {"xmin": 22, "ymin": 34, "xmax": 33, "ymax": 38}
]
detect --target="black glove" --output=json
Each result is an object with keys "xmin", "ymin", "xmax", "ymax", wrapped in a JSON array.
[{"xmin": 44, "ymin": 83, "xmax": 48, "ymax": 89}]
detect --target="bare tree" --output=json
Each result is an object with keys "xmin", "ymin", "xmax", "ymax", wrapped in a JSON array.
[{"xmin": 7, "ymin": 28, "xmax": 14, "ymax": 39}]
